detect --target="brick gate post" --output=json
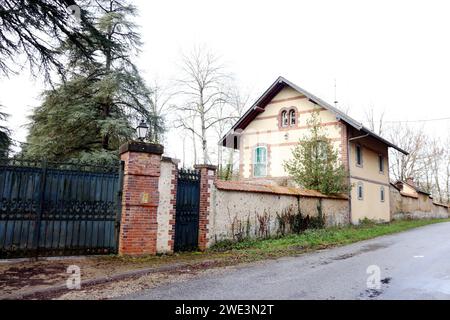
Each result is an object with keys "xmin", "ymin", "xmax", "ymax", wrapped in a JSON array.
[
  {"xmin": 194, "ymin": 164, "xmax": 217, "ymax": 251},
  {"xmin": 118, "ymin": 141, "xmax": 164, "ymax": 256}
]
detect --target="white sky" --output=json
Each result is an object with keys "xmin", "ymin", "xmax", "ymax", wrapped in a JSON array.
[{"xmin": 1, "ymin": 0, "xmax": 449, "ymax": 163}]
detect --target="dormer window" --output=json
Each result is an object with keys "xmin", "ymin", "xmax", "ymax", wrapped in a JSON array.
[
  {"xmin": 289, "ymin": 109, "xmax": 296, "ymax": 125},
  {"xmin": 279, "ymin": 108, "xmax": 297, "ymax": 128},
  {"xmin": 281, "ymin": 111, "xmax": 288, "ymax": 127}
]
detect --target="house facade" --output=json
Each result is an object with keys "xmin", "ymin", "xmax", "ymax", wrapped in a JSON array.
[{"xmin": 220, "ymin": 77, "xmax": 408, "ymax": 224}]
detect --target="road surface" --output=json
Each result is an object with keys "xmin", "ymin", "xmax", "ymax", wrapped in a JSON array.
[{"xmin": 122, "ymin": 222, "xmax": 450, "ymax": 300}]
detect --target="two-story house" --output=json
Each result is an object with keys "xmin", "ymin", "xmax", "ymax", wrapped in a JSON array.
[{"xmin": 220, "ymin": 76, "xmax": 408, "ymax": 224}]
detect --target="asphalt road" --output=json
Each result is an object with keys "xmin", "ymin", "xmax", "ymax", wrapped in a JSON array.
[{"xmin": 123, "ymin": 222, "xmax": 450, "ymax": 300}]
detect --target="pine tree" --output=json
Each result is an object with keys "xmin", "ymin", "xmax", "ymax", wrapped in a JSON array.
[
  {"xmin": 0, "ymin": 106, "xmax": 11, "ymax": 157},
  {"xmin": 283, "ymin": 111, "xmax": 349, "ymax": 195},
  {"xmin": 0, "ymin": 0, "xmax": 101, "ymax": 81},
  {"xmin": 24, "ymin": 0, "xmax": 162, "ymax": 164}
]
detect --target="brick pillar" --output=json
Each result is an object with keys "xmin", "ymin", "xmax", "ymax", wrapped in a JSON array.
[
  {"xmin": 118, "ymin": 141, "xmax": 164, "ymax": 256},
  {"xmin": 194, "ymin": 164, "xmax": 217, "ymax": 251},
  {"xmin": 156, "ymin": 157, "xmax": 179, "ymax": 254}
]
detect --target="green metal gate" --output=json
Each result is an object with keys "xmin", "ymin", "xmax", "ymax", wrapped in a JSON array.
[{"xmin": 0, "ymin": 158, "xmax": 124, "ymax": 258}]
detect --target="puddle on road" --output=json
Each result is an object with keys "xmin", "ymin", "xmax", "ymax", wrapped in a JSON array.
[{"xmin": 360, "ymin": 277, "xmax": 392, "ymax": 299}]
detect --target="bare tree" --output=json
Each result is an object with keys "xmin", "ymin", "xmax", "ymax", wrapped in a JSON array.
[
  {"xmin": 383, "ymin": 118, "xmax": 450, "ymax": 204},
  {"xmin": 445, "ymin": 136, "xmax": 450, "ymax": 205},
  {"xmin": 148, "ymin": 80, "xmax": 175, "ymax": 143},
  {"xmin": 174, "ymin": 46, "xmax": 234, "ymax": 164},
  {"xmin": 387, "ymin": 123, "xmax": 428, "ymax": 182},
  {"xmin": 214, "ymin": 87, "xmax": 250, "ymax": 177},
  {"xmin": 364, "ymin": 107, "xmax": 385, "ymax": 136}
]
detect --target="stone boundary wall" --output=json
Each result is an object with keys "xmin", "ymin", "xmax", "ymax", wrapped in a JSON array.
[
  {"xmin": 390, "ymin": 185, "xmax": 449, "ymax": 220},
  {"xmin": 207, "ymin": 180, "xmax": 349, "ymax": 246}
]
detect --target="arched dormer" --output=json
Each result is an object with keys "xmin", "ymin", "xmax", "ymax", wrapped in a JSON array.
[{"xmin": 278, "ymin": 107, "xmax": 298, "ymax": 129}]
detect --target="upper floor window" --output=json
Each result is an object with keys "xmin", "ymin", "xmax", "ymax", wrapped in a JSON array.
[
  {"xmin": 253, "ymin": 146, "xmax": 267, "ymax": 177},
  {"xmin": 356, "ymin": 144, "xmax": 363, "ymax": 166},
  {"xmin": 378, "ymin": 155, "xmax": 384, "ymax": 173},
  {"xmin": 280, "ymin": 108, "xmax": 297, "ymax": 128}
]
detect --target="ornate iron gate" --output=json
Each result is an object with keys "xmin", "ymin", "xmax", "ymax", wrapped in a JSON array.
[
  {"xmin": 0, "ymin": 158, "xmax": 124, "ymax": 258},
  {"xmin": 174, "ymin": 169, "xmax": 200, "ymax": 251}
]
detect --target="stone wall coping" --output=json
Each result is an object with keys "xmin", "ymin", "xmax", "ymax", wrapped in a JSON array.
[
  {"xmin": 399, "ymin": 191, "xmax": 419, "ymax": 199},
  {"xmin": 215, "ymin": 180, "xmax": 348, "ymax": 200},
  {"xmin": 433, "ymin": 202, "xmax": 449, "ymax": 209},
  {"xmin": 119, "ymin": 141, "xmax": 164, "ymax": 155},
  {"xmin": 194, "ymin": 164, "xmax": 218, "ymax": 171},
  {"xmin": 162, "ymin": 156, "xmax": 180, "ymax": 164}
]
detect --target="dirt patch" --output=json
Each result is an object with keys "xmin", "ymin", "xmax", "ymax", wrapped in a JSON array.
[
  {"xmin": 359, "ymin": 243, "xmax": 390, "ymax": 253},
  {"xmin": 0, "ymin": 264, "xmax": 67, "ymax": 288},
  {"xmin": 332, "ymin": 253, "xmax": 355, "ymax": 261},
  {"xmin": 332, "ymin": 243, "xmax": 390, "ymax": 261}
]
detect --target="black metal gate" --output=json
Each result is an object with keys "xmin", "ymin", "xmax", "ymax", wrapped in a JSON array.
[
  {"xmin": 174, "ymin": 169, "xmax": 200, "ymax": 251},
  {"xmin": 0, "ymin": 158, "xmax": 123, "ymax": 258}
]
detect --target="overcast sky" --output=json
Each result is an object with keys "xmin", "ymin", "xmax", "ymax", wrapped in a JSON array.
[{"xmin": 1, "ymin": 0, "xmax": 449, "ymax": 162}]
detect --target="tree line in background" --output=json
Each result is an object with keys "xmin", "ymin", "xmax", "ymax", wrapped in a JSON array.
[
  {"xmin": 365, "ymin": 111, "xmax": 450, "ymax": 205},
  {"xmin": 0, "ymin": 1, "xmax": 448, "ymax": 204}
]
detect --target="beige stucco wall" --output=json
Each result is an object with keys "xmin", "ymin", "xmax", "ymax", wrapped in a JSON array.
[
  {"xmin": 390, "ymin": 186, "xmax": 449, "ymax": 220},
  {"xmin": 349, "ymin": 139, "xmax": 390, "ymax": 223},
  {"xmin": 208, "ymin": 185, "xmax": 349, "ymax": 246},
  {"xmin": 156, "ymin": 159, "xmax": 176, "ymax": 253},
  {"xmin": 239, "ymin": 87, "xmax": 343, "ymax": 179}
]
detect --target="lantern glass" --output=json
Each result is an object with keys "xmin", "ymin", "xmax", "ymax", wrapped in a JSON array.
[{"xmin": 137, "ymin": 120, "xmax": 148, "ymax": 141}]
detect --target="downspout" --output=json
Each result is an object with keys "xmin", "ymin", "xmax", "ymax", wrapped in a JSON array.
[{"xmin": 346, "ymin": 133, "xmax": 369, "ymax": 225}]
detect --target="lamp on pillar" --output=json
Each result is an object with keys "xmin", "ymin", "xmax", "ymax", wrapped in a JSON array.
[{"xmin": 136, "ymin": 120, "xmax": 149, "ymax": 141}]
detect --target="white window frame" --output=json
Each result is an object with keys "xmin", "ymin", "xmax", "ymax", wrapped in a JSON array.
[{"xmin": 253, "ymin": 146, "xmax": 268, "ymax": 177}]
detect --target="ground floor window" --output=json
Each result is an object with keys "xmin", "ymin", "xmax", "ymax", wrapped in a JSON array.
[
  {"xmin": 253, "ymin": 146, "xmax": 267, "ymax": 177},
  {"xmin": 357, "ymin": 182, "xmax": 364, "ymax": 200},
  {"xmin": 380, "ymin": 186, "xmax": 385, "ymax": 202}
]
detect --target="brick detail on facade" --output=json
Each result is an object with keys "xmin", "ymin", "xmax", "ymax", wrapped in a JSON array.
[
  {"xmin": 340, "ymin": 121, "xmax": 349, "ymax": 171},
  {"xmin": 195, "ymin": 164, "xmax": 217, "ymax": 251},
  {"xmin": 167, "ymin": 164, "xmax": 178, "ymax": 252},
  {"xmin": 119, "ymin": 143, "xmax": 163, "ymax": 256}
]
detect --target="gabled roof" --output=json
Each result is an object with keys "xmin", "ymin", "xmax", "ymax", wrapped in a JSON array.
[{"xmin": 220, "ymin": 76, "xmax": 409, "ymax": 155}]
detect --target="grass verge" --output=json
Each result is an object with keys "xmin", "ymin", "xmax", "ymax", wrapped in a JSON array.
[
  {"xmin": 207, "ymin": 218, "xmax": 450, "ymax": 262},
  {"xmin": 104, "ymin": 218, "xmax": 450, "ymax": 268}
]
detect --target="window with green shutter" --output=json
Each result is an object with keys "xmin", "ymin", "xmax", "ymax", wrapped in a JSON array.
[{"xmin": 254, "ymin": 146, "xmax": 267, "ymax": 177}]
